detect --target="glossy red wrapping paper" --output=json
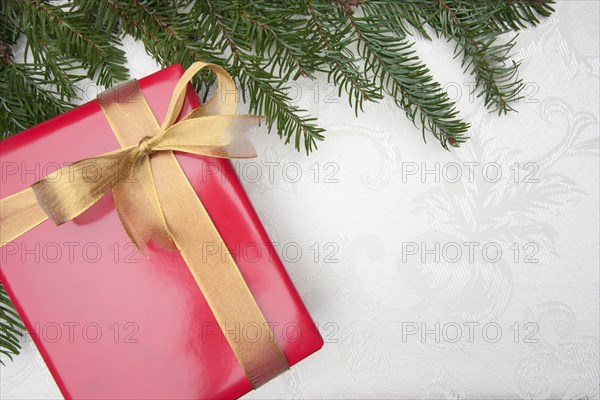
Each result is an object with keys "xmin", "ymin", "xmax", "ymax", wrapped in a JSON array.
[{"xmin": 0, "ymin": 65, "xmax": 323, "ymax": 399}]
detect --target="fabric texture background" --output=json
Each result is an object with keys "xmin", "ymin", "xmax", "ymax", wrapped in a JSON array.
[{"xmin": 1, "ymin": 2, "xmax": 598, "ymax": 398}]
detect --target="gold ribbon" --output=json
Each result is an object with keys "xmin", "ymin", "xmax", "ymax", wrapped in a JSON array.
[{"xmin": 0, "ymin": 62, "xmax": 289, "ymax": 387}]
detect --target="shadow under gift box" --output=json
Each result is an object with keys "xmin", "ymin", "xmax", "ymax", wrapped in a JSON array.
[{"xmin": 0, "ymin": 64, "xmax": 323, "ymax": 399}]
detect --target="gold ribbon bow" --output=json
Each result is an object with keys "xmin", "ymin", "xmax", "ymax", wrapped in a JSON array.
[{"xmin": 0, "ymin": 62, "xmax": 289, "ymax": 387}]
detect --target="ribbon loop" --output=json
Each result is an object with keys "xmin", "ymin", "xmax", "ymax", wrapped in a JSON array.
[{"xmin": 28, "ymin": 62, "xmax": 257, "ymax": 233}]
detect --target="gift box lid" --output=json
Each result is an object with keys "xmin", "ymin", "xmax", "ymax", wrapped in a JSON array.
[{"xmin": 0, "ymin": 64, "xmax": 323, "ymax": 399}]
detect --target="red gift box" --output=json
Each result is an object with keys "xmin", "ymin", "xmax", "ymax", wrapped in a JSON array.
[{"xmin": 0, "ymin": 65, "xmax": 323, "ymax": 399}]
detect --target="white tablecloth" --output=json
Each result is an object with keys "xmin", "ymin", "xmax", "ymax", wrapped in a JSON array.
[{"xmin": 1, "ymin": 2, "xmax": 598, "ymax": 398}]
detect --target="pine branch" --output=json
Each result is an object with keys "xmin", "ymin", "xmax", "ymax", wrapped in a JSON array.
[
  {"xmin": 2, "ymin": 1, "xmax": 81, "ymax": 100},
  {"xmin": 483, "ymin": 0, "xmax": 556, "ymax": 32},
  {"xmin": 373, "ymin": 0, "xmax": 556, "ymax": 35},
  {"xmin": 1, "ymin": 0, "xmax": 557, "ymax": 150},
  {"xmin": 14, "ymin": 0, "xmax": 129, "ymax": 87},
  {"xmin": 434, "ymin": 0, "xmax": 525, "ymax": 114},
  {"xmin": 0, "ymin": 62, "xmax": 74, "ymax": 137},
  {"xmin": 197, "ymin": 0, "xmax": 325, "ymax": 152},
  {"xmin": 80, "ymin": 0, "xmax": 224, "ymax": 99},
  {"xmin": 366, "ymin": 0, "xmax": 436, "ymax": 39},
  {"xmin": 344, "ymin": 2, "xmax": 470, "ymax": 148},
  {"xmin": 0, "ymin": 283, "xmax": 25, "ymax": 365},
  {"xmin": 0, "ymin": 3, "xmax": 75, "ymax": 137},
  {"xmin": 88, "ymin": 0, "xmax": 324, "ymax": 151},
  {"xmin": 306, "ymin": 0, "xmax": 383, "ymax": 113},
  {"xmin": 381, "ymin": 0, "xmax": 556, "ymax": 114},
  {"xmin": 241, "ymin": 1, "xmax": 322, "ymax": 80}
]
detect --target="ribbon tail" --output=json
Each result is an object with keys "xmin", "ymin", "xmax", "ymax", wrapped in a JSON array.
[
  {"xmin": 32, "ymin": 149, "xmax": 137, "ymax": 225},
  {"xmin": 0, "ymin": 189, "xmax": 49, "ymax": 245},
  {"xmin": 149, "ymin": 150, "xmax": 290, "ymax": 387},
  {"xmin": 113, "ymin": 155, "xmax": 175, "ymax": 251}
]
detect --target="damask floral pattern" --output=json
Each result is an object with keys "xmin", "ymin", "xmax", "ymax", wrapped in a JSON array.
[{"xmin": 1, "ymin": 2, "xmax": 598, "ymax": 399}]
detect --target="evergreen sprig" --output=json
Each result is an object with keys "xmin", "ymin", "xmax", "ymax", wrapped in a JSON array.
[
  {"xmin": 197, "ymin": 0, "xmax": 326, "ymax": 151},
  {"xmin": 1, "ymin": 0, "xmax": 555, "ymax": 152},
  {"xmin": 0, "ymin": 0, "xmax": 555, "ymax": 364},
  {"xmin": 0, "ymin": 280, "xmax": 25, "ymax": 365},
  {"xmin": 15, "ymin": 0, "xmax": 128, "ymax": 87},
  {"xmin": 1, "ymin": 62, "xmax": 75, "ymax": 136},
  {"xmin": 343, "ymin": 1, "xmax": 470, "ymax": 147},
  {"xmin": 433, "ymin": 1, "xmax": 526, "ymax": 114},
  {"xmin": 306, "ymin": 0, "xmax": 384, "ymax": 112},
  {"xmin": 366, "ymin": 0, "xmax": 543, "ymax": 114}
]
